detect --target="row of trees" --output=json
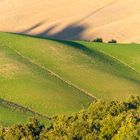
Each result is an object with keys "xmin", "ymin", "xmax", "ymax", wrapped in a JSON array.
[
  {"xmin": 93, "ymin": 38, "xmax": 117, "ymax": 43},
  {"xmin": 87, "ymin": 38, "xmax": 117, "ymax": 43},
  {"xmin": 0, "ymin": 96, "xmax": 140, "ymax": 140}
]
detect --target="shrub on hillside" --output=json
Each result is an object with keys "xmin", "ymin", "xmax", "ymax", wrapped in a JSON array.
[
  {"xmin": 108, "ymin": 39, "xmax": 117, "ymax": 43},
  {"xmin": 93, "ymin": 38, "xmax": 103, "ymax": 43}
]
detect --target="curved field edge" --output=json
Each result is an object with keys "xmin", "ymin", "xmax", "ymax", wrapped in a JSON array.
[
  {"xmin": 11, "ymin": 46, "xmax": 96, "ymax": 100},
  {"xmin": 82, "ymin": 42, "xmax": 140, "ymax": 73},
  {"xmin": 0, "ymin": 98, "xmax": 50, "ymax": 126},
  {"xmin": 78, "ymin": 41, "xmax": 140, "ymax": 83},
  {"xmin": 60, "ymin": 40, "xmax": 140, "ymax": 82},
  {"xmin": 0, "ymin": 98, "xmax": 50, "ymax": 119}
]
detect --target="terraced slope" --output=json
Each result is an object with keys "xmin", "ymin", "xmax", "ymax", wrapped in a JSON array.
[
  {"xmin": 0, "ymin": 0, "xmax": 140, "ymax": 43},
  {"xmin": 0, "ymin": 32, "xmax": 140, "ymax": 125},
  {"xmin": 0, "ymin": 33, "xmax": 93, "ymax": 126},
  {"xmin": 1, "ymin": 33, "xmax": 140, "ymax": 99}
]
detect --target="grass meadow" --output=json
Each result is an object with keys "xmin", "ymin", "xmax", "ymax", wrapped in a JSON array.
[{"xmin": 0, "ymin": 32, "xmax": 140, "ymax": 125}]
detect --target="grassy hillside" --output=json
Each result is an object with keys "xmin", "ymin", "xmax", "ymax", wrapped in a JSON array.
[
  {"xmin": 81, "ymin": 42, "xmax": 140, "ymax": 73},
  {"xmin": 1, "ymin": 33, "xmax": 139, "ymax": 99},
  {"xmin": 0, "ymin": 33, "xmax": 93, "ymax": 125},
  {"xmin": 0, "ymin": 103, "xmax": 29, "ymax": 126},
  {"xmin": 0, "ymin": 32, "xmax": 140, "ymax": 125}
]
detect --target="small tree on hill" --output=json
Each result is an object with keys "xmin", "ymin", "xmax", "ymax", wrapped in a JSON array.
[
  {"xmin": 108, "ymin": 39, "xmax": 117, "ymax": 43},
  {"xmin": 93, "ymin": 38, "xmax": 103, "ymax": 43}
]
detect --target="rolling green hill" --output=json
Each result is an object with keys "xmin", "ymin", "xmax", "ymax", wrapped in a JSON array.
[
  {"xmin": 0, "ymin": 32, "xmax": 140, "ymax": 125},
  {"xmin": 81, "ymin": 42, "xmax": 140, "ymax": 73}
]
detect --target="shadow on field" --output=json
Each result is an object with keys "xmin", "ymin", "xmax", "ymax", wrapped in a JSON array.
[
  {"xmin": 21, "ymin": 21, "xmax": 45, "ymax": 34},
  {"xmin": 20, "ymin": 21, "xmax": 87, "ymax": 40},
  {"xmin": 19, "ymin": 0, "xmax": 120, "ymax": 40},
  {"xmin": 38, "ymin": 24, "xmax": 85, "ymax": 40}
]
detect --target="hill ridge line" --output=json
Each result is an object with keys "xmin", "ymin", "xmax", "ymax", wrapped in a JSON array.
[
  {"xmin": 0, "ymin": 97, "xmax": 50, "ymax": 120},
  {"xmin": 98, "ymin": 49, "xmax": 140, "ymax": 76},
  {"xmin": 7, "ymin": 45, "xmax": 97, "ymax": 101}
]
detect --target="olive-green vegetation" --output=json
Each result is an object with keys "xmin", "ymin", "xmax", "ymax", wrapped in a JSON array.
[{"xmin": 0, "ymin": 96, "xmax": 140, "ymax": 140}]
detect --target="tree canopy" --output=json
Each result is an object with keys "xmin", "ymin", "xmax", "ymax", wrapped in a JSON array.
[{"xmin": 0, "ymin": 96, "xmax": 140, "ymax": 140}]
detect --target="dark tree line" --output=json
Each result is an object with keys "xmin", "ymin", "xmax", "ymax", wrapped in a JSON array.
[{"xmin": 87, "ymin": 38, "xmax": 117, "ymax": 43}]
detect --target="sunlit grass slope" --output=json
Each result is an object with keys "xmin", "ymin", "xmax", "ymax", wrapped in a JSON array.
[
  {"xmin": 0, "ymin": 33, "xmax": 140, "ymax": 102},
  {"xmin": 0, "ymin": 104, "xmax": 30, "ymax": 126},
  {"xmin": 0, "ymin": 98, "xmax": 50, "ymax": 126},
  {"xmin": 0, "ymin": 102, "xmax": 51, "ymax": 126},
  {"xmin": 81, "ymin": 42, "xmax": 140, "ymax": 73},
  {"xmin": 0, "ymin": 32, "xmax": 140, "ymax": 126},
  {"xmin": 0, "ymin": 33, "xmax": 93, "ymax": 124}
]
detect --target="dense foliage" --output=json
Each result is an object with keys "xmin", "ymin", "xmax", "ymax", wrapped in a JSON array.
[
  {"xmin": 0, "ymin": 96, "xmax": 140, "ymax": 140},
  {"xmin": 93, "ymin": 38, "xmax": 103, "ymax": 42}
]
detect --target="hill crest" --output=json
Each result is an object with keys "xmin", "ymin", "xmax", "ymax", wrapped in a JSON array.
[{"xmin": 0, "ymin": 0, "xmax": 140, "ymax": 42}]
